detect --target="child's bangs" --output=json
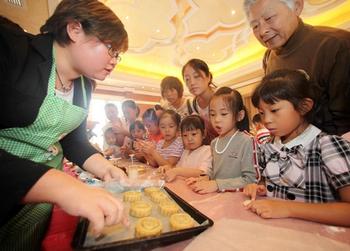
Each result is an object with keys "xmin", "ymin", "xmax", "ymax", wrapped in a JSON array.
[
  {"xmin": 252, "ymin": 80, "xmax": 290, "ymax": 107},
  {"xmin": 181, "ymin": 123, "xmax": 198, "ymax": 133}
]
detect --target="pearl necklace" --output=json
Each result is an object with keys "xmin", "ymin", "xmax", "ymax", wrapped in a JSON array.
[
  {"xmin": 214, "ymin": 130, "xmax": 239, "ymax": 154},
  {"xmin": 55, "ymin": 69, "xmax": 72, "ymax": 92}
]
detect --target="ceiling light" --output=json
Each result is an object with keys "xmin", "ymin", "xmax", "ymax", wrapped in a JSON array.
[
  {"xmin": 125, "ymin": 16, "xmax": 129, "ymax": 20},
  {"xmin": 231, "ymin": 10, "xmax": 236, "ymax": 15},
  {"xmin": 156, "ymin": 29, "xmax": 160, "ymax": 33},
  {"xmin": 196, "ymin": 46, "xmax": 200, "ymax": 50}
]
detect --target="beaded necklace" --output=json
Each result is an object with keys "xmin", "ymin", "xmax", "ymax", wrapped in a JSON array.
[{"xmin": 214, "ymin": 130, "xmax": 239, "ymax": 154}]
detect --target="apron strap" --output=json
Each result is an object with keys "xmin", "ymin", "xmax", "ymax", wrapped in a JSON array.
[{"xmin": 80, "ymin": 76, "xmax": 87, "ymax": 109}]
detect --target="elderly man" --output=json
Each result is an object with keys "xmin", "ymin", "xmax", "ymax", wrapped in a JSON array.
[{"xmin": 244, "ymin": 0, "xmax": 350, "ymax": 138}]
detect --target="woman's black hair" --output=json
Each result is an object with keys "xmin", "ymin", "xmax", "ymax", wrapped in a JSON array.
[
  {"xmin": 251, "ymin": 69, "xmax": 319, "ymax": 123},
  {"xmin": 182, "ymin": 58, "xmax": 217, "ymax": 88},
  {"xmin": 159, "ymin": 110, "xmax": 181, "ymax": 127},
  {"xmin": 40, "ymin": 0, "xmax": 128, "ymax": 52},
  {"xmin": 211, "ymin": 87, "xmax": 250, "ymax": 132},
  {"xmin": 180, "ymin": 115, "xmax": 206, "ymax": 135}
]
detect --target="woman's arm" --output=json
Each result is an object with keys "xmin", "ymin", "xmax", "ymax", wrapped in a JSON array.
[{"xmin": 24, "ymin": 168, "xmax": 128, "ymax": 235}]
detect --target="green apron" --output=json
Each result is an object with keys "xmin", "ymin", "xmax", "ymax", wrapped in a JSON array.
[{"xmin": 0, "ymin": 48, "xmax": 88, "ymax": 250}]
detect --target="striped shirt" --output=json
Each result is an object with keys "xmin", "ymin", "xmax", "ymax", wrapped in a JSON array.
[
  {"xmin": 255, "ymin": 128, "xmax": 271, "ymax": 144},
  {"xmin": 156, "ymin": 137, "xmax": 184, "ymax": 160}
]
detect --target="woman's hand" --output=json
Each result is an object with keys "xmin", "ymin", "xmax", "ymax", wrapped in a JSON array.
[
  {"xmin": 60, "ymin": 185, "xmax": 129, "ymax": 236},
  {"xmin": 243, "ymin": 184, "xmax": 267, "ymax": 200},
  {"xmin": 23, "ymin": 169, "xmax": 128, "ymax": 237},
  {"xmin": 103, "ymin": 147, "xmax": 114, "ymax": 157},
  {"xmin": 190, "ymin": 180, "xmax": 218, "ymax": 194},
  {"xmin": 102, "ymin": 165, "xmax": 128, "ymax": 182},
  {"xmin": 83, "ymin": 154, "xmax": 128, "ymax": 182}
]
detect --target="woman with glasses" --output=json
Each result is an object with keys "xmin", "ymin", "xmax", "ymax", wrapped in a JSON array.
[{"xmin": 0, "ymin": 0, "xmax": 128, "ymax": 249}]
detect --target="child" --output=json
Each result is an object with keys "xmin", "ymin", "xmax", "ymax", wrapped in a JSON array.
[
  {"xmin": 142, "ymin": 108, "xmax": 163, "ymax": 143},
  {"xmin": 140, "ymin": 110, "xmax": 183, "ymax": 167},
  {"xmin": 160, "ymin": 76, "xmax": 191, "ymax": 120},
  {"xmin": 121, "ymin": 99, "xmax": 140, "ymax": 130},
  {"xmin": 103, "ymin": 127, "xmax": 121, "ymax": 158},
  {"xmin": 188, "ymin": 87, "xmax": 256, "ymax": 194},
  {"xmin": 103, "ymin": 103, "xmax": 125, "ymax": 147},
  {"xmin": 243, "ymin": 69, "xmax": 350, "ymax": 227},
  {"xmin": 120, "ymin": 120, "xmax": 146, "ymax": 160},
  {"xmin": 182, "ymin": 59, "xmax": 218, "ymax": 144},
  {"xmin": 252, "ymin": 113, "xmax": 271, "ymax": 144},
  {"xmin": 162, "ymin": 115, "xmax": 212, "ymax": 182}
]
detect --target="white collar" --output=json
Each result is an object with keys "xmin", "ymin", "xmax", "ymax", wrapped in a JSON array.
[{"xmin": 279, "ymin": 124, "xmax": 321, "ymax": 148}]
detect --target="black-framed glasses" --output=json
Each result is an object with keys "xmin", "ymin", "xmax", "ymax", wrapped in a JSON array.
[{"xmin": 105, "ymin": 43, "xmax": 121, "ymax": 63}]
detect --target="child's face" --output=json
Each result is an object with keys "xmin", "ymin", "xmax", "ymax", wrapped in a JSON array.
[
  {"xmin": 105, "ymin": 131, "xmax": 117, "ymax": 145},
  {"xmin": 183, "ymin": 66, "xmax": 210, "ymax": 97},
  {"xmin": 123, "ymin": 107, "xmax": 137, "ymax": 122},
  {"xmin": 163, "ymin": 88, "xmax": 180, "ymax": 106},
  {"xmin": 159, "ymin": 115, "xmax": 178, "ymax": 141},
  {"xmin": 258, "ymin": 99, "xmax": 305, "ymax": 142},
  {"xmin": 181, "ymin": 129, "xmax": 204, "ymax": 151},
  {"xmin": 143, "ymin": 119, "xmax": 159, "ymax": 135},
  {"xmin": 209, "ymin": 96, "xmax": 235, "ymax": 137},
  {"xmin": 132, "ymin": 127, "xmax": 145, "ymax": 140}
]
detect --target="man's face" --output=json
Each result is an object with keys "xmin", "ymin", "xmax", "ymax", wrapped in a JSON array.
[{"xmin": 248, "ymin": 0, "xmax": 301, "ymax": 50}]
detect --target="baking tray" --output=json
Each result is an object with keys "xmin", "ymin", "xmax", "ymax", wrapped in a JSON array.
[{"xmin": 72, "ymin": 187, "xmax": 214, "ymax": 250}]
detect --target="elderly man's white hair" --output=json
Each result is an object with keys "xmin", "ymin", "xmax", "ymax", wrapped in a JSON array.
[{"xmin": 243, "ymin": 0, "xmax": 295, "ymax": 17}]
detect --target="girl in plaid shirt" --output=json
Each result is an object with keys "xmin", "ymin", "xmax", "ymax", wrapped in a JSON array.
[{"xmin": 244, "ymin": 69, "xmax": 350, "ymax": 226}]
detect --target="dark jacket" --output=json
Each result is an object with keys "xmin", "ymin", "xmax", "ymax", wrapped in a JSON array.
[{"xmin": 263, "ymin": 20, "xmax": 350, "ymax": 135}]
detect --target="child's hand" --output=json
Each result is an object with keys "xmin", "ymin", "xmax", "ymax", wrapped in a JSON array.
[
  {"xmin": 243, "ymin": 184, "xmax": 267, "ymax": 200},
  {"xmin": 190, "ymin": 180, "xmax": 218, "ymax": 194},
  {"xmin": 164, "ymin": 168, "xmax": 178, "ymax": 182},
  {"xmin": 245, "ymin": 199, "xmax": 291, "ymax": 219},
  {"xmin": 159, "ymin": 164, "xmax": 172, "ymax": 174},
  {"xmin": 185, "ymin": 176, "xmax": 209, "ymax": 186},
  {"xmin": 138, "ymin": 141, "xmax": 155, "ymax": 155}
]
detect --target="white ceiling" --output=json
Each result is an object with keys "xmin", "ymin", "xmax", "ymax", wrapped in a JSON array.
[{"xmin": 47, "ymin": 0, "xmax": 350, "ymax": 97}]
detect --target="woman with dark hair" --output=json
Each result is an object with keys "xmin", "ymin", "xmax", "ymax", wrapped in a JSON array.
[
  {"xmin": 182, "ymin": 59, "xmax": 218, "ymax": 144},
  {"xmin": 0, "ymin": 0, "xmax": 128, "ymax": 249}
]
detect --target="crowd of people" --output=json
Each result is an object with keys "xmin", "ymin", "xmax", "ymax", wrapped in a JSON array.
[{"xmin": 1, "ymin": 0, "xmax": 350, "ymax": 250}]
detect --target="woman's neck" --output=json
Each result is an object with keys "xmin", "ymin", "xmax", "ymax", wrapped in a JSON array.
[
  {"xmin": 197, "ymin": 88, "xmax": 214, "ymax": 109},
  {"xmin": 54, "ymin": 42, "xmax": 80, "ymax": 82},
  {"xmin": 172, "ymin": 97, "xmax": 184, "ymax": 109}
]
